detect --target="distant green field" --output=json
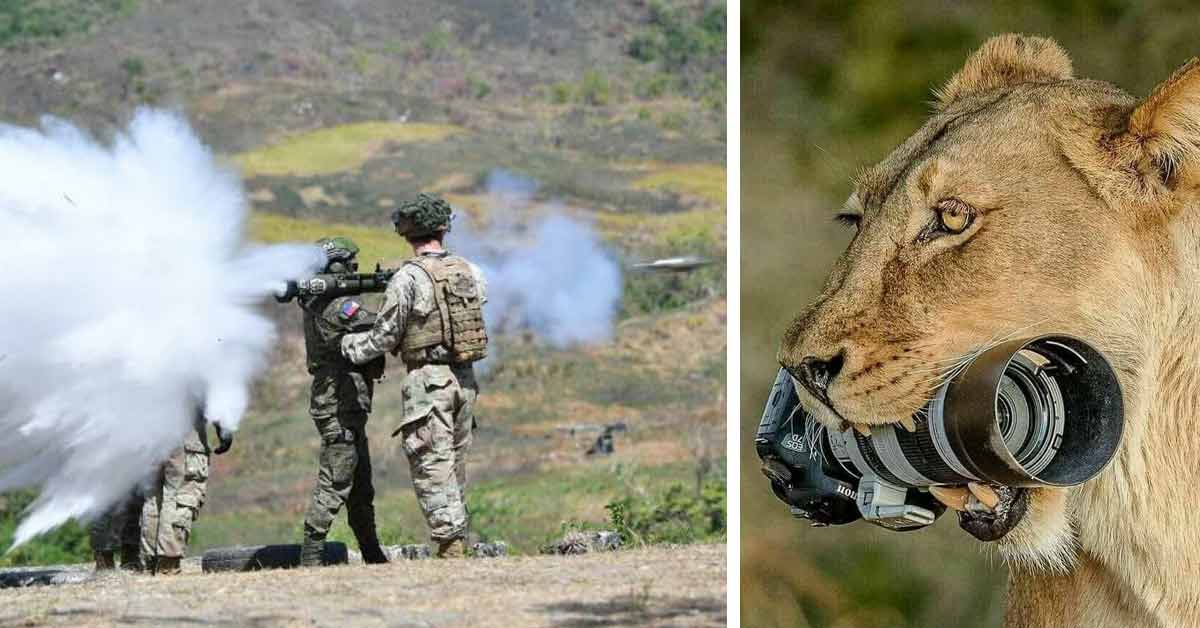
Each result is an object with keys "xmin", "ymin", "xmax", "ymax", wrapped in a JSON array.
[
  {"xmin": 631, "ymin": 162, "xmax": 726, "ymax": 205},
  {"xmin": 249, "ymin": 211, "xmax": 412, "ymax": 265},
  {"xmin": 235, "ymin": 122, "xmax": 464, "ymax": 178}
]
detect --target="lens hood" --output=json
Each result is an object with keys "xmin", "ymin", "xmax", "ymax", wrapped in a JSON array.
[{"xmin": 934, "ymin": 335, "xmax": 1124, "ymax": 487}]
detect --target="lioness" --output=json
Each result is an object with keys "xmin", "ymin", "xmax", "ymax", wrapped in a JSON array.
[{"xmin": 779, "ymin": 34, "xmax": 1200, "ymax": 627}]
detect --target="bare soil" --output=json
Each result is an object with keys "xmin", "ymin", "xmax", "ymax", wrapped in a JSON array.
[{"xmin": 0, "ymin": 544, "xmax": 725, "ymax": 627}]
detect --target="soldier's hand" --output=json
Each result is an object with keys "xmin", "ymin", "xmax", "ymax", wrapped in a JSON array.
[{"xmin": 213, "ymin": 422, "xmax": 235, "ymax": 455}]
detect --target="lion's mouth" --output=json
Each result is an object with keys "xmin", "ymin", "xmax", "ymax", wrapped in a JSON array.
[
  {"xmin": 957, "ymin": 486, "xmax": 1029, "ymax": 541},
  {"xmin": 928, "ymin": 484, "xmax": 1029, "ymax": 541}
]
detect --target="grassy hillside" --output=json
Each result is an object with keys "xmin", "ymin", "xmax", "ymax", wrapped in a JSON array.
[
  {"xmin": 742, "ymin": 2, "xmax": 1200, "ymax": 627},
  {"xmin": 0, "ymin": 0, "xmax": 726, "ymax": 563}
]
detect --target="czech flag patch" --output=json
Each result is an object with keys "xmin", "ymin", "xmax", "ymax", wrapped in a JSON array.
[{"xmin": 340, "ymin": 300, "xmax": 361, "ymax": 319}]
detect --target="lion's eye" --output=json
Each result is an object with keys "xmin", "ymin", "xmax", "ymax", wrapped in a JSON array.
[
  {"xmin": 834, "ymin": 212, "xmax": 863, "ymax": 229},
  {"xmin": 935, "ymin": 199, "xmax": 974, "ymax": 234}
]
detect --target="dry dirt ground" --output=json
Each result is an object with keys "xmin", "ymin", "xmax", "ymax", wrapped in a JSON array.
[{"xmin": 0, "ymin": 545, "xmax": 725, "ymax": 628}]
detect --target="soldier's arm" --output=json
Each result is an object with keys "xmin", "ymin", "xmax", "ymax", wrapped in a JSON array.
[
  {"xmin": 340, "ymin": 271, "xmax": 413, "ymax": 364},
  {"xmin": 323, "ymin": 297, "xmax": 376, "ymax": 336}
]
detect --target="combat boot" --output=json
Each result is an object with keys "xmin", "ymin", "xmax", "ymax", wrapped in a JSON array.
[
  {"xmin": 154, "ymin": 556, "xmax": 182, "ymax": 575},
  {"xmin": 435, "ymin": 538, "xmax": 465, "ymax": 559},
  {"xmin": 93, "ymin": 550, "xmax": 116, "ymax": 570},
  {"xmin": 300, "ymin": 534, "xmax": 325, "ymax": 567},
  {"xmin": 119, "ymin": 544, "xmax": 142, "ymax": 572}
]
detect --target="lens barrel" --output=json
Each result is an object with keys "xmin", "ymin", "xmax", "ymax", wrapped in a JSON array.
[{"xmin": 836, "ymin": 335, "xmax": 1124, "ymax": 488}]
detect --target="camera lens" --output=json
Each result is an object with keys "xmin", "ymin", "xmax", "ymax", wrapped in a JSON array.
[
  {"xmin": 995, "ymin": 351, "xmax": 1064, "ymax": 477},
  {"xmin": 997, "ymin": 394, "xmax": 1013, "ymax": 437},
  {"xmin": 829, "ymin": 335, "xmax": 1122, "ymax": 488}
]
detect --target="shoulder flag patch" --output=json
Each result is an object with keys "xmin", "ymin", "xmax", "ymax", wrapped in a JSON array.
[{"xmin": 340, "ymin": 300, "xmax": 361, "ymax": 319}]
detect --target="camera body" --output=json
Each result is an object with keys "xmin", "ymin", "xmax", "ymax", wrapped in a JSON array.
[{"xmin": 757, "ymin": 335, "xmax": 1124, "ymax": 532}]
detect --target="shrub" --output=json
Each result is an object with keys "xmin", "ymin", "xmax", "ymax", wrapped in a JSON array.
[
  {"xmin": 634, "ymin": 73, "xmax": 673, "ymax": 100},
  {"xmin": 467, "ymin": 74, "xmax": 492, "ymax": 99},
  {"xmin": 626, "ymin": 1, "xmax": 725, "ymax": 71},
  {"xmin": 0, "ymin": 490, "xmax": 91, "ymax": 567},
  {"xmin": 0, "ymin": 0, "xmax": 138, "ymax": 48},
  {"xmin": 549, "ymin": 82, "xmax": 573, "ymax": 104},
  {"xmin": 605, "ymin": 474, "xmax": 726, "ymax": 546},
  {"xmin": 579, "ymin": 70, "xmax": 611, "ymax": 106},
  {"xmin": 421, "ymin": 28, "xmax": 450, "ymax": 58}
]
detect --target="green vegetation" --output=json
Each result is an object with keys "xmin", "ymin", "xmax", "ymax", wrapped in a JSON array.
[
  {"xmin": 579, "ymin": 70, "xmax": 611, "ymax": 107},
  {"xmin": 195, "ymin": 460, "xmax": 722, "ymax": 556},
  {"xmin": 421, "ymin": 27, "xmax": 451, "ymax": 58},
  {"xmin": 627, "ymin": 1, "xmax": 724, "ymax": 70},
  {"xmin": 249, "ymin": 212, "xmax": 413, "ymax": 264},
  {"xmin": 235, "ymin": 122, "xmax": 464, "ymax": 177},
  {"xmin": 626, "ymin": 0, "xmax": 725, "ymax": 105},
  {"xmin": 632, "ymin": 163, "xmax": 725, "ymax": 205},
  {"xmin": 546, "ymin": 72, "xmax": 611, "ymax": 107},
  {"xmin": 0, "ymin": 0, "xmax": 137, "ymax": 48},
  {"xmin": 606, "ymin": 474, "xmax": 725, "ymax": 546},
  {"xmin": 0, "ymin": 491, "xmax": 90, "ymax": 567},
  {"xmin": 634, "ymin": 73, "xmax": 672, "ymax": 100},
  {"xmin": 466, "ymin": 74, "xmax": 492, "ymax": 100}
]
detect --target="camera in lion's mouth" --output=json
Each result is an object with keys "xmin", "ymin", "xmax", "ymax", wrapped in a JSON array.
[{"xmin": 756, "ymin": 335, "xmax": 1124, "ymax": 534}]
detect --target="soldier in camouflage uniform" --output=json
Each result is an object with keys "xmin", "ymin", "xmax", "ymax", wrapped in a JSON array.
[
  {"xmin": 299, "ymin": 237, "xmax": 389, "ymax": 566},
  {"xmin": 341, "ymin": 194, "xmax": 488, "ymax": 559},
  {"xmin": 141, "ymin": 409, "xmax": 233, "ymax": 575},
  {"xmin": 89, "ymin": 490, "xmax": 144, "ymax": 571}
]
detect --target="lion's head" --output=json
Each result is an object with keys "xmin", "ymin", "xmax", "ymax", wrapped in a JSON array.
[{"xmin": 779, "ymin": 34, "xmax": 1200, "ymax": 570}]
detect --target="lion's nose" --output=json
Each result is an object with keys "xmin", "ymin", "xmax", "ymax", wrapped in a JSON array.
[{"xmin": 787, "ymin": 351, "xmax": 845, "ymax": 397}]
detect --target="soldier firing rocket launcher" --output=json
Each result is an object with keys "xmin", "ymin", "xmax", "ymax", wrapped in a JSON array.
[{"xmin": 274, "ymin": 263, "xmax": 396, "ymax": 303}]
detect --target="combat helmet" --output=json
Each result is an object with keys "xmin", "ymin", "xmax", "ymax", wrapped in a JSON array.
[
  {"xmin": 316, "ymin": 236, "xmax": 360, "ymax": 272},
  {"xmin": 392, "ymin": 193, "xmax": 453, "ymax": 239}
]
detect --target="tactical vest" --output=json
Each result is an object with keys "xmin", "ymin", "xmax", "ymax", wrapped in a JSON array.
[
  {"xmin": 301, "ymin": 298, "xmax": 339, "ymax": 374},
  {"xmin": 400, "ymin": 254, "xmax": 488, "ymax": 365}
]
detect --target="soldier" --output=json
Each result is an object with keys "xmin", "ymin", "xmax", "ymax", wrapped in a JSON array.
[
  {"xmin": 299, "ymin": 237, "xmax": 388, "ymax": 566},
  {"xmin": 140, "ymin": 410, "xmax": 233, "ymax": 575},
  {"xmin": 341, "ymin": 193, "xmax": 488, "ymax": 559},
  {"xmin": 89, "ymin": 490, "xmax": 144, "ymax": 571}
]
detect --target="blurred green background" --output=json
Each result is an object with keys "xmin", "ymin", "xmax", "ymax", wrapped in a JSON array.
[{"xmin": 741, "ymin": 1, "xmax": 1200, "ymax": 626}]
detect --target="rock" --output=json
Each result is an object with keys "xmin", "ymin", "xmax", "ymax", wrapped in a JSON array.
[{"xmin": 540, "ymin": 530, "xmax": 623, "ymax": 555}]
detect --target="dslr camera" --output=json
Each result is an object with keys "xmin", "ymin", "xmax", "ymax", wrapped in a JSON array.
[{"xmin": 756, "ymin": 335, "xmax": 1124, "ymax": 531}]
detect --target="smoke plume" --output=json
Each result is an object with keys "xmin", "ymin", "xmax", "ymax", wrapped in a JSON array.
[
  {"xmin": 455, "ymin": 170, "xmax": 622, "ymax": 349},
  {"xmin": 0, "ymin": 109, "xmax": 323, "ymax": 545}
]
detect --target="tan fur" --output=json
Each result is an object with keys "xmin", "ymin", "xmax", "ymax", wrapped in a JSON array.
[
  {"xmin": 780, "ymin": 34, "xmax": 1200, "ymax": 627},
  {"xmin": 935, "ymin": 34, "xmax": 1073, "ymax": 108}
]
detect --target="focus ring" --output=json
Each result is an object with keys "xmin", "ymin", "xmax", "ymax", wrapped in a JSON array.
[
  {"xmin": 852, "ymin": 431, "xmax": 906, "ymax": 486},
  {"xmin": 895, "ymin": 421, "xmax": 971, "ymax": 484}
]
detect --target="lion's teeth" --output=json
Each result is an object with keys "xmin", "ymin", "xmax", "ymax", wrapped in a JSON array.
[
  {"xmin": 852, "ymin": 423, "xmax": 872, "ymax": 437},
  {"xmin": 968, "ymin": 483, "xmax": 1000, "ymax": 510},
  {"xmin": 929, "ymin": 486, "xmax": 970, "ymax": 511},
  {"xmin": 898, "ymin": 416, "xmax": 916, "ymax": 432}
]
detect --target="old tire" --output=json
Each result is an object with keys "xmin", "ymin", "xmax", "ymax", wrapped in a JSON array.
[{"xmin": 201, "ymin": 543, "xmax": 348, "ymax": 573}]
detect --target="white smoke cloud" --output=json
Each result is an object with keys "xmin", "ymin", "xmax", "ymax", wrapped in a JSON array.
[
  {"xmin": 455, "ymin": 170, "xmax": 622, "ymax": 349},
  {"xmin": 0, "ymin": 109, "xmax": 324, "ymax": 545}
]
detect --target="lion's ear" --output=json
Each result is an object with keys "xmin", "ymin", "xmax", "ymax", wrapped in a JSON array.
[
  {"xmin": 935, "ymin": 34, "xmax": 1073, "ymax": 108},
  {"xmin": 1122, "ymin": 58, "xmax": 1200, "ymax": 190}
]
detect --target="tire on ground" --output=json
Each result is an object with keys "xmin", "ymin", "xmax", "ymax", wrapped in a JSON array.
[{"xmin": 201, "ymin": 543, "xmax": 348, "ymax": 573}]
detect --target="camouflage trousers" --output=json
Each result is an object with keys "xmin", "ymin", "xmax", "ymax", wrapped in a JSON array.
[
  {"xmin": 399, "ymin": 364, "xmax": 478, "ymax": 543},
  {"xmin": 141, "ymin": 425, "xmax": 209, "ymax": 560},
  {"xmin": 89, "ymin": 491, "xmax": 144, "ymax": 553},
  {"xmin": 302, "ymin": 411, "xmax": 377, "ymax": 541}
]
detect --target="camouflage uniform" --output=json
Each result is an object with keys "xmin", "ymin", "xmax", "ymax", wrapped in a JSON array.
[
  {"xmin": 300, "ymin": 290, "xmax": 387, "ymax": 565},
  {"xmin": 141, "ymin": 417, "xmax": 209, "ymax": 572},
  {"xmin": 342, "ymin": 251, "xmax": 487, "ymax": 553}
]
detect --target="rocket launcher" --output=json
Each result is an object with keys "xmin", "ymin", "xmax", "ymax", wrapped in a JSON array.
[{"xmin": 274, "ymin": 264, "xmax": 396, "ymax": 303}]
